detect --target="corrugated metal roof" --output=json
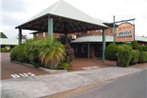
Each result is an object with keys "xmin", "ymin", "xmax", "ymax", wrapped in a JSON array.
[
  {"xmin": 16, "ymin": 0, "xmax": 106, "ymax": 28},
  {"xmin": 71, "ymin": 35, "xmax": 147, "ymax": 43},
  {"xmin": 71, "ymin": 35, "xmax": 113, "ymax": 43},
  {"xmin": 135, "ymin": 35, "xmax": 147, "ymax": 42},
  {"xmin": 0, "ymin": 38, "xmax": 18, "ymax": 45}
]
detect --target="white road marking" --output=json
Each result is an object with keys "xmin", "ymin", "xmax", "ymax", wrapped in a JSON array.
[
  {"xmin": 10, "ymin": 72, "xmax": 35, "ymax": 78},
  {"xmin": 28, "ymin": 72, "xmax": 35, "ymax": 76},
  {"xmin": 11, "ymin": 74, "xmax": 20, "ymax": 78}
]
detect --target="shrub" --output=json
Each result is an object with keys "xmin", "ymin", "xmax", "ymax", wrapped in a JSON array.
[
  {"xmin": 130, "ymin": 50, "xmax": 140, "ymax": 65},
  {"xmin": 58, "ymin": 56, "xmax": 72, "ymax": 70},
  {"xmin": 1, "ymin": 47, "xmax": 9, "ymax": 52},
  {"xmin": 10, "ymin": 43, "xmax": 28, "ymax": 62},
  {"xmin": 140, "ymin": 46, "xmax": 147, "ymax": 52},
  {"xmin": 59, "ymin": 63, "xmax": 71, "ymax": 70},
  {"xmin": 10, "ymin": 39, "xmax": 41, "ymax": 67},
  {"xmin": 131, "ymin": 41, "xmax": 139, "ymax": 50},
  {"xmin": 28, "ymin": 46, "xmax": 40, "ymax": 67},
  {"xmin": 10, "ymin": 47, "xmax": 17, "ymax": 60},
  {"xmin": 10, "ymin": 39, "xmax": 66, "ymax": 69},
  {"xmin": 117, "ymin": 44, "xmax": 133, "ymax": 67},
  {"xmin": 139, "ymin": 51, "xmax": 147, "ymax": 63},
  {"xmin": 39, "ymin": 38, "xmax": 65, "ymax": 69},
  {"xmin": 105, "ymin": 43, "xmax": 118, "ymax": 61}
]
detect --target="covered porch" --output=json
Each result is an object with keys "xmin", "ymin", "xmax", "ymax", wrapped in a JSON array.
[{"xmin": 15, "ymin": 0, "xmax": 107, "ymax": 60}]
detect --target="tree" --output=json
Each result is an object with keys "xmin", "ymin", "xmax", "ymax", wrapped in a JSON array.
[
  {"xmin": 0, "ymin": 32, "xmax": 7, "ymax": 38},
  {"xmin": 39, "ymin": 38, "xmax": 65, "ymax": 69}
]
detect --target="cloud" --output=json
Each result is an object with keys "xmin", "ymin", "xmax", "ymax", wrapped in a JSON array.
[
  {"xmin": 2, "ymin": 0, "xmax": 26, "ymax": 13},
  {"xmin": 2, "ymin": 12, "xmax": 24, "ymax": 26}
]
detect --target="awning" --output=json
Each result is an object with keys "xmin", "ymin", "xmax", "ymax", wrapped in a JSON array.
[{"xmin": 71, "ymin": 35, "xmax": 113, "ymax": 43}]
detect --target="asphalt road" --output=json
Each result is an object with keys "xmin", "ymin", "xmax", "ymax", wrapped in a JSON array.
[{"xmin": 1, "ymin": 53, "xmax": 48, "ymax": 80}]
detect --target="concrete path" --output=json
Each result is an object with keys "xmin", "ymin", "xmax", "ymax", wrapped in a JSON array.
[
  {"xmin": 1, "ymin": 53, "xmax": 48, "ymax": 80},
  {"xmin": 1, "ymin": 67, "xmax": 145, "ymax": 98}
]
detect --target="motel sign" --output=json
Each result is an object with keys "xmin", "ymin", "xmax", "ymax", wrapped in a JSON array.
[{"xmin": 116, "ymin": 22, "xmax": 135, "ymax": 42}]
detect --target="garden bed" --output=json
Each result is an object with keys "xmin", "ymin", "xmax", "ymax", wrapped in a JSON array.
[{"xmin": 12, "ymin": 61, "xmax": 67, "ymax": 74}]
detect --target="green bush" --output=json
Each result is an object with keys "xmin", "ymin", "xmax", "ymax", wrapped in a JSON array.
[
  {"xmin": 140, "ymin": 46, "xmax": 147, "ymax": 52},
  {"xmin": 130, "ymin": 50, "xmax": 140, "ymax": 65},
  {"xmin": 105, "ymin": 43, "xmax": 118, "ymax": 61},
  {"xmin": 117, "ymin": 44, "xmax": 133, "ymax": 67},
  {"xmin": 10, "ymin": 43, "xmax": 28, "ymax": 62},
  {"xmin": 59, "ymin": 63, "xmax": 71, "ymax": 70},
  {"xmin": 10, "ymin": 39, "xmax": 66, "ymax": 69},
  {"xmin": 131, "ymin": 41, "xmax": 139, "ymax": 50},
  {"xmin": 139, "ymin": 51, "xmax": 147, "ymax": 63},
  {"xmin": 143, "ymin": 52, "xmax": 147, "ymax": 62},
  {"xmin": 1, "ymin": 47, "xmax": 9, "ymax": 52}
]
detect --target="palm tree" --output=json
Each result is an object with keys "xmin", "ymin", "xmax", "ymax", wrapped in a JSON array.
[{"xmin": 39, "ymin": 38, "xmax": 65, "ymax": 69}]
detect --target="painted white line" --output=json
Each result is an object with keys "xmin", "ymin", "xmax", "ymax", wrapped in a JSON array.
[
  {"xmin": 11, "ymin": 74, "xmax": 20, "ymax": 78},
  {"xmin": 10, "ymin": 72, "xmax": 35, "ymax": 78},
  {"xmin": 28, "ymin": 72, "xmax": 35, "ymax": 76}
]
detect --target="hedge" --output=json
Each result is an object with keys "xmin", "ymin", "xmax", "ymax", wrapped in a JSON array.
[
  {"xmin": 131, "ymin": 41, "xmax": 139, "ymax": 50},
  {"xmin": 141, "ymin": 46, "xmax": 147, "ymax": 52},
  {"xmin": 1, "ymin": 47, "xmax": 9, "ymax": 52},
  {"xmin": 139, "ymin": 51, "xmax": 147, "ymax": 63},
  {"xmin": 10, "ymin": 39, "xmax": 71, "ymax": 69},
  {"xmin": 130, "ymin": 50, "xmax": 140, "ymax": 65},
  {"xmin": 105, "ymin": 43, "xmax": 118, "ymax": 61},
  {"xmin": 117, "ymin": 44, "xmax": 133, "ymax": 67}
]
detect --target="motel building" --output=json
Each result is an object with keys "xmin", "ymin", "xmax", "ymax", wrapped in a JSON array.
[
  {"xmin": 31, "ymin": 22, "xmax": 147, "ymax": 59},
  {"xmin": 16, "ymin": 0, "xmax": 147, "ymax": 60}
]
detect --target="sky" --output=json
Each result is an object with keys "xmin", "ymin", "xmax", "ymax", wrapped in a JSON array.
[{"xmin": 1, "ymin": 0, "xmax": 147, "ymax": 39}]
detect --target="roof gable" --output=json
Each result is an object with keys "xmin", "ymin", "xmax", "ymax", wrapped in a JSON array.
[{"xmin": 20, "ymin": 0, "xmax": 106, "ymax": 27}]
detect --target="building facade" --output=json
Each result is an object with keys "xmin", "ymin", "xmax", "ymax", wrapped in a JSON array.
[{"xmin": 31, "ymin": 23, "xmax": 147, "ymax": 59}]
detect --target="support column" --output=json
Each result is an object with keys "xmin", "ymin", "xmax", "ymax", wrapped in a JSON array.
[
  {"xmin": 102, "ymin": 29, "xmax": 106, "ymax": 61},
  {"xmin": 48, "ymin": 17, "xmax": 53, "ymax": 38},
  {"xmin": 18, "ymin": 28, "xmax": 22, "ymax": 44},
  {"xmin": 87, "ymin": 43, "xmax": 90, "ymax": 59}
]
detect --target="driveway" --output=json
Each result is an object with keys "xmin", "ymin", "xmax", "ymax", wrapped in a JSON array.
[{"xmin": 1, "ymin": 53, "xmax": 48, "ymax": 80}]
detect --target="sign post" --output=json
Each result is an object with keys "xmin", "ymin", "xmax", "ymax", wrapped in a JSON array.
[
  {"xmin": 113, "ymin": 16, "xmax": 116, "ymax": 43},
  {"xmin": 112, "ymin": 17, "xmax": 135, "ymax": 42}
]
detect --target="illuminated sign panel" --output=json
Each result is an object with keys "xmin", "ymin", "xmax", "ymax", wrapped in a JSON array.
[{"xmin": 116, "ymin": 22, "xmax": 135, "ymax": 42}]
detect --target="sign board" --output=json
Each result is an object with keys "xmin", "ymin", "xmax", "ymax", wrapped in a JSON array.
[{"xmin": 116, "ymin": 22, "xmax": 135, "ymax": 42}]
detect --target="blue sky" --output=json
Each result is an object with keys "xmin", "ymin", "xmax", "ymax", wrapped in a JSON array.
[{"xmin": 1, "ymin": 0, "xmax": 147, "ymax": 39}]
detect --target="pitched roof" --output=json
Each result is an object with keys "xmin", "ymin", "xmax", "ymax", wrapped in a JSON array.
[
  {"xmin": 16, "ymin": 0, "xmax": 106, "ymax": 29},
  {"xmin": 31, "ymin": 0, "xmax": 105, "ymax": 25}
]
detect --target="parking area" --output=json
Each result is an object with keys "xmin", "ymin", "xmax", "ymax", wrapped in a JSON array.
[
  {"xmin": 1, "ymin": 53, "xmax": 48, "ymax": 80},
  {"xmin": 1, "ymin": 53, "xmax": 147, "ymax": 80}
]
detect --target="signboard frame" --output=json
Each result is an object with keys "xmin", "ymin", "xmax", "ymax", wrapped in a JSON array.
[{"xmin": 116, "ymin": 22, "xmax": 135, "ymax": 42}]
